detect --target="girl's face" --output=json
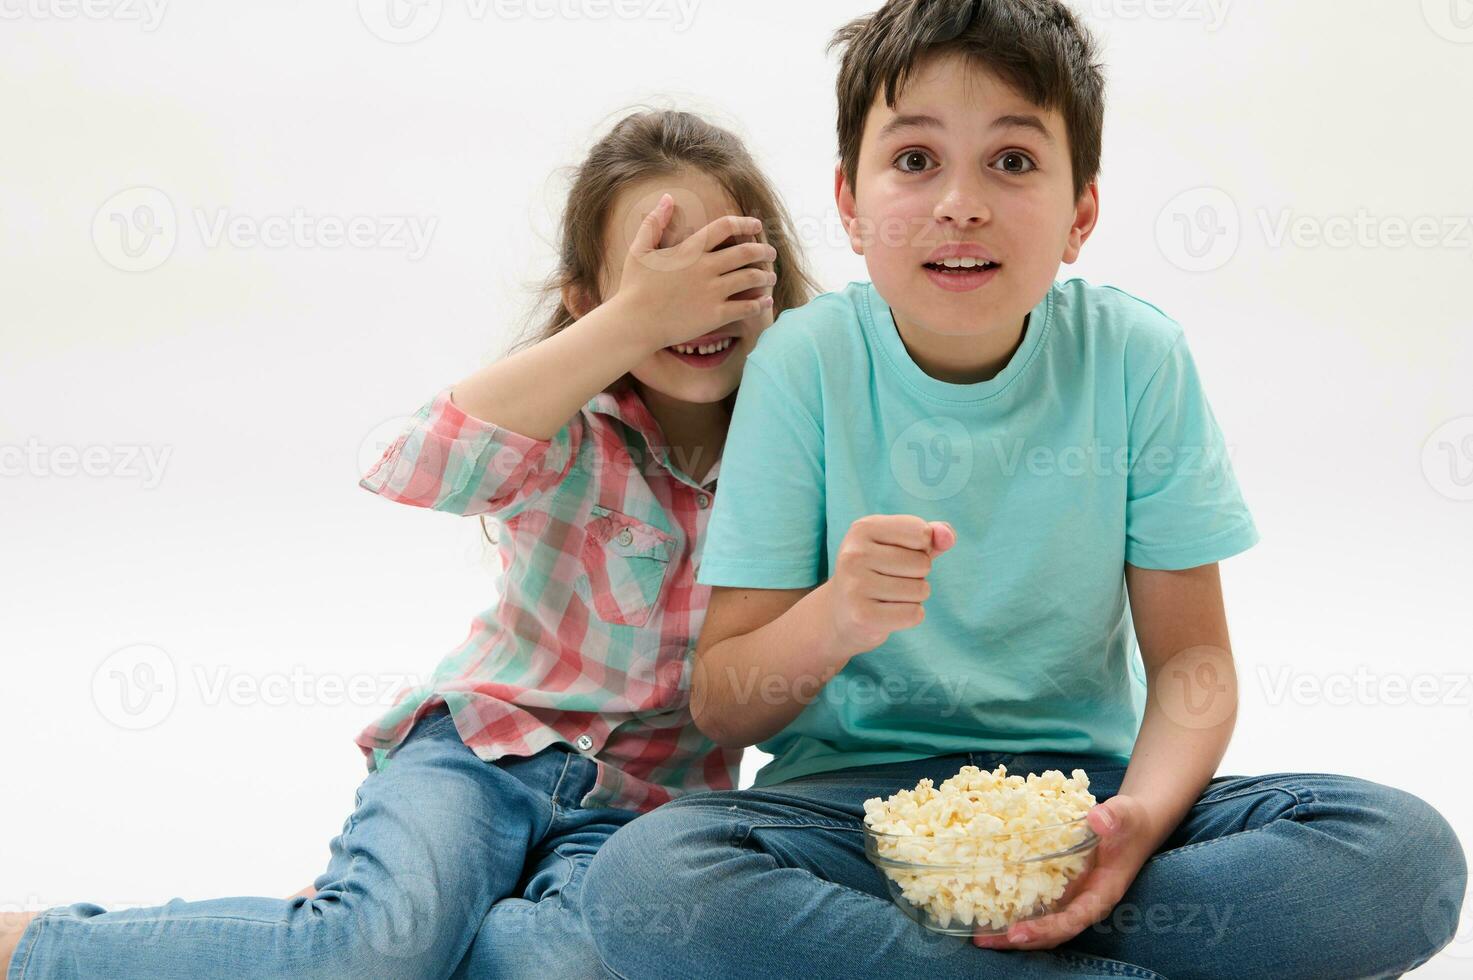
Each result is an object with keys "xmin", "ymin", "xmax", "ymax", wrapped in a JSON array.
[{"xmin": 599, "ymin": 170, "xmax": 776, "ymax": 406}]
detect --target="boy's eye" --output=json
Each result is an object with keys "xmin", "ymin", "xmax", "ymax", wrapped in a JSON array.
[
  {"xmin": 893, "ymin": 149, "xmax": 935, "ymax": 174},
  {"xmin": 992, "ymin": 151, "xmax": 1037, "ymax": 175}
]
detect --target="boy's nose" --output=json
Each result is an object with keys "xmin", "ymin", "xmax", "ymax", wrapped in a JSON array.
[{"xmin": 933, "ymin": 175, "xmax": 992, "ymax": 226}]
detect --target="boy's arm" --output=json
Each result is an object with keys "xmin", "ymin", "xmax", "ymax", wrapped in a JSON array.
[
  {"xmin": 1117, "ymin": 560, "xmax": 1237, "ymax": 851},
  {"xmin": 986, "ymin": 560, "xmax": 1237, "ymax": 950},
  {"xmin": 688, "ymin": 584, "xmax": 845, "ymax": 748}
]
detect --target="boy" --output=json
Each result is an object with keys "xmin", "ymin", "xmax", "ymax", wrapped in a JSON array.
[{"xmin": 579, "ymin": 1, "xmax": 1467, "ymax": 977}]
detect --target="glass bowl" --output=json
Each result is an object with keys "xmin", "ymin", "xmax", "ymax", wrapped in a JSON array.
[{"xmin": 863, "ymin": 815, "xmax": 1099, "ymax": 936}]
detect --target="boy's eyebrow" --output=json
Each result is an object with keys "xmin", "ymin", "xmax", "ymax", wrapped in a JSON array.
[{"xmin": 878, "ymin": 112, "xmax": 1055, "ymax": 146}]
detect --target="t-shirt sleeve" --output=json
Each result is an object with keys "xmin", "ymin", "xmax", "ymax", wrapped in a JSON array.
[
  {"xmin": 1125, "ymin": 333, "xmax": 1260, "ymax": 570},
  {"xmin": 697, "ymin": 356, "xmax": 826, "ymax": 589}
]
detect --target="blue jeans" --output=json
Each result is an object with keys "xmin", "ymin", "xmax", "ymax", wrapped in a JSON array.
[
  {"xmin": 9, "ymin": 707, "xmax": 632, "ymax": 979},
  {"xmin": 581, "ymin": 751, "xmax": 1468, "ymax": 979}
]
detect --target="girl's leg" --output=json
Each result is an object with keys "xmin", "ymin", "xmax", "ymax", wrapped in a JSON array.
[
  {"xmin": 450, "ymin": 765, "xmax": 639, "ymax": 979},
  {"xmin": 1053, "ymin": 766, "xmax": 1469, "ymax": 980},
  {"xmin": 7, "ymin": 709, "xmax": 558, "ymax": 980}
]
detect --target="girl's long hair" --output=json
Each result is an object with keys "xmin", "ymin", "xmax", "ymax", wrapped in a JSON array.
[{"xmin": 480, "ymin": 108, "xmax": 820, "ymax": 546}]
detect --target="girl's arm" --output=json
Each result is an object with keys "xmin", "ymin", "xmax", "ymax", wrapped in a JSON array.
[
  {"xmin": 450, "ymin": 292, "xmax": 660, "ymax": 439},
  {"xmin": 453, "ymin": 196, "xmax": 774, "ymax": 438},
  {"xmin": 363, "ymin": 202, "xmax": 773, "ymax": 519}
]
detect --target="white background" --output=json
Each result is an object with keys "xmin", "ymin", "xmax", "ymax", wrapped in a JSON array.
[{"xmin": 2, "ymin": 0, "xmax": 1470, "ymax": 973}]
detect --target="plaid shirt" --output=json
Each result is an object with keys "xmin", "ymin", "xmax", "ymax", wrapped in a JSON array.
[{"xmin": 355, "ymin": 382, "xmax": 740, "ymax": 813}]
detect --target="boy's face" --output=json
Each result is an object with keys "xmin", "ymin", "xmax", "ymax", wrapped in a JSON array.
[{"xmin": 837, "ymin": 52, "xmax": 1098, "ymax": 343}]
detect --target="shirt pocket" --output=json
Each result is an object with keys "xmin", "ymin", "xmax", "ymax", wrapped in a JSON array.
[{"xmin": 578, "ymin": 504, "xmax": 677, "ymax": 628}]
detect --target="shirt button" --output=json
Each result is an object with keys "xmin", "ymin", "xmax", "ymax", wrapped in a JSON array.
[
  {"xmin": 575, "ymin": 734, "xmax": 594, "ymax": 752},
  {"xmin": 697, "ymin": 493, "xmax": 710, "ymax": 509},
  {"xmin": 616, "ymin": 528, "xmax": 634, "ymax": 546}
]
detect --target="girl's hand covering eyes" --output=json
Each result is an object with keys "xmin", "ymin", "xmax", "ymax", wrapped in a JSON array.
[{"xmin": 616, "ymin": 193, "xmax": 779, "ymax": 352}]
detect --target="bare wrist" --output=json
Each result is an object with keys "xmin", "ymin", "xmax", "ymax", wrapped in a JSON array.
[
  {"xmin": 593, "ymin": 291, "xmax": 667, "ymax": 357},
  {"xmin": 805, "ymin": 581, "xmax": 861, "ymax": 670}
]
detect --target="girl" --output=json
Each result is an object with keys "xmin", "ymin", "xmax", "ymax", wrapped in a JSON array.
[{"xmin": 2, "ymin": 109, "xmax": 817, "ymax": 979}]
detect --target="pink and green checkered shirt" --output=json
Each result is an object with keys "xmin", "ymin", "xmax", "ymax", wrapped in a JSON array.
[{"xmin": 355, "ymin": 382, "xmax": 740, "ymax": 813}]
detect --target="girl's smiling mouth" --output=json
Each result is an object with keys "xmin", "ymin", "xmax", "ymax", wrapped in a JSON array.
[{"xmin": 664, "ymin": 334, "xmax": 738, "ymax": 368}]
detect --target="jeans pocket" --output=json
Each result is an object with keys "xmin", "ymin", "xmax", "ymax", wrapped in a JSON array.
[{"xmin": 577, "ymin": 505, "xmax": 676, "ymax": 628}]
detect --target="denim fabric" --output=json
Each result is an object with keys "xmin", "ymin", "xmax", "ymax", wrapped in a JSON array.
[
  {"xmin": 581, "ymin": 751, "xmax": 1467, "ymax": 979},
  {"xmin": 10, "ymin": 708, "xmax": 633, "ymax": 979}
]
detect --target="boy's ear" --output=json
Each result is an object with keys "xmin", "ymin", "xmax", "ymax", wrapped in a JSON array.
[
  {"xmin": 1062, "ymin": 181, "xmax": 1101, "ymax": 265},
  {"xmin": 834, "ymin": 164, "xmax": 865, "ymax": 257}
]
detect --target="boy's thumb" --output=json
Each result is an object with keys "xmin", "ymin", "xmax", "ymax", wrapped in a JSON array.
[{"xmin": 927, "ymin": 521, "xmax": 957, "ymax": 555}]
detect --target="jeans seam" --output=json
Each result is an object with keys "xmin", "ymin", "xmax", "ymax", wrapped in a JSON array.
[
  {"xmin": 1148, "ymin": 784, "xmax": 1313, "ymax": 864},
  {"xmin": 558, "ymin": 850, "xmax": 586, "ymax": 912},
  {"xmin": 593, "ymin": 949, "xmax": 634, "ymax": 980},
  {"xmin": 733, "ymin": 819, "xmax": 864, "ymax": 849},
  {"xmin": 549, "ymin": 750, "xmax": 576, "ymax": 817},
  {"xmin": 1052, "ymin": 949, "xmax": 1167, "ymax": 978},
  {"xmin": 734, "ymin": 828, "xmax": 905, "ymax": 907},
  {"xmin": 14, "ymin": 908, "xmax": 44, "ymax": 979}
]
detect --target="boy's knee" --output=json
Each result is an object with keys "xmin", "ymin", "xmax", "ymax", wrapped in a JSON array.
[
  {"xmin": 1397, "ymin": 793, "xmax": 1468, "ymax": 954},
  {"xmin": 1376, "ymin": 785, "xmax": 1465, "ymax": 875},
  {"xmin": 1349, "ymin": 782, "xmax": 1468, "ymax": 960}
]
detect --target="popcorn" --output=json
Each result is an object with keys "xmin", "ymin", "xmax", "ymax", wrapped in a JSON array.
[{"xmin": 863, "ymin": 765, "xmax": 1097, "ymax": 932}]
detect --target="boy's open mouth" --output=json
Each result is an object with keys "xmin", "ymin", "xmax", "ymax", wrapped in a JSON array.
[
  {"xmin": 922, "ymin": 253, "xmax": 1003, "ymax": 293},
  {"xmin": 923, "ymin": 258, "xmax": 1001, "ymax": 274}
]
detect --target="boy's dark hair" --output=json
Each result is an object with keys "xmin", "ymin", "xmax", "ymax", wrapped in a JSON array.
[{"xmin": 828, "ymin": 0, "xmax": 1106, "ymax": 202}]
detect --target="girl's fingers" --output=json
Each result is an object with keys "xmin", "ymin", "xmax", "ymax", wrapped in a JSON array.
[
  {"xmin": 717, "ymin": 296, "xmax": 772, "ymax": 323},
  {"xmin": 631, "ymin": 193, "xmax": 675, "ymax": 255},
  {"xmin": 718, "ymin": 266, "xmax": 776, "ymax": 300},
  {"xmin": 711, "ymin": 240, "xmax": 778, "ymax": 274},
  {"xmin": 696, "ymin": 213, "xmax": 765, "ymax": 252}
]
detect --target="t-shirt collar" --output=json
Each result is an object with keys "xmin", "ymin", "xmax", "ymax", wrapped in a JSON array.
[{"xmin": 863, "ymin": 280, "xmax": 1055, "ymax": 404}]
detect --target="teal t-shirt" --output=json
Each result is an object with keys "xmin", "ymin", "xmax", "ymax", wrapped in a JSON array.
[{"xmin": 697, "ymin": 278, "xmax": 1260, "ymax": 787}]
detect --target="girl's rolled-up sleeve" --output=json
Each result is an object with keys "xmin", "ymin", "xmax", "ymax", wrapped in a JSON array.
[{"xmin": 359, "ymin": 385, "xmax": 580, "ymax": 519}]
